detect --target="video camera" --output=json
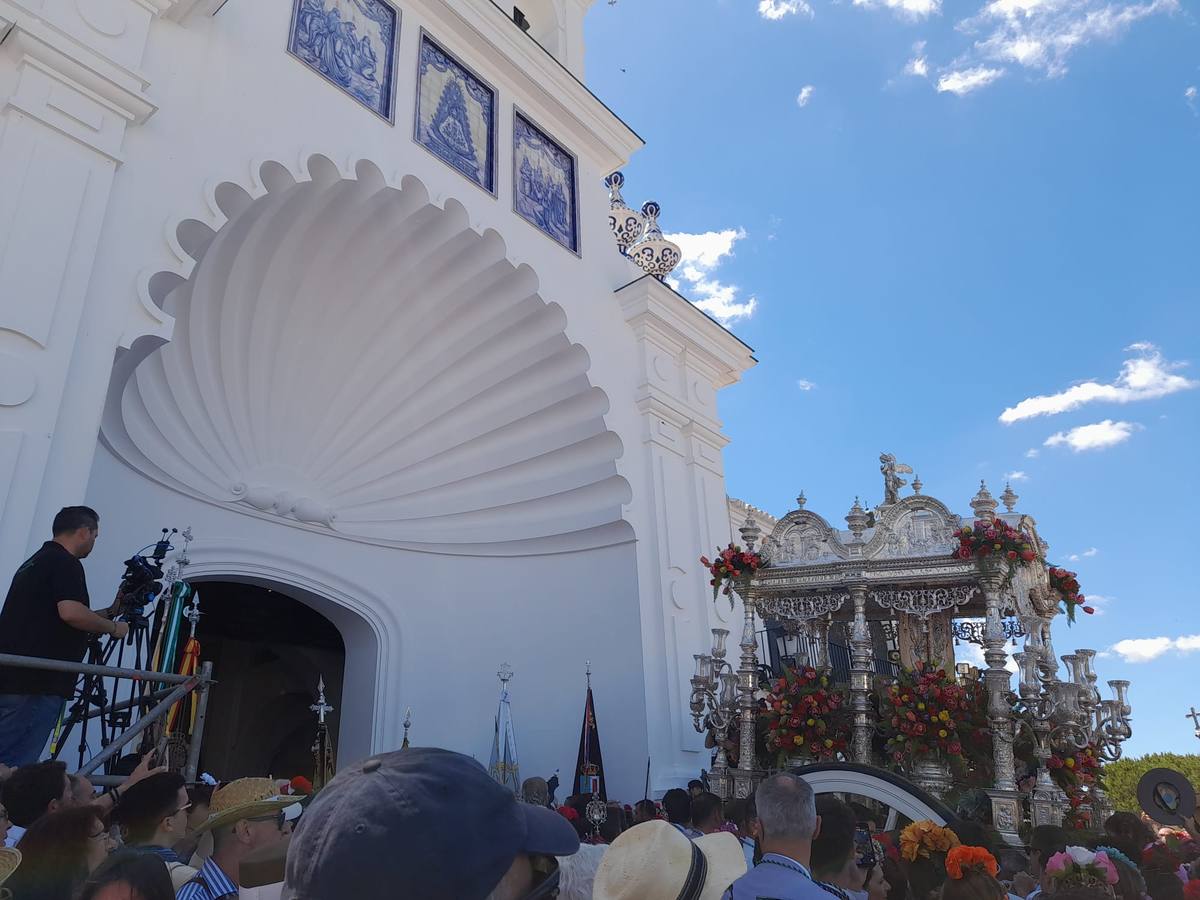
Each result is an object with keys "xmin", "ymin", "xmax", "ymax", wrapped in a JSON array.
[{"xmin": 112, "ymin": 528, "xmax": 177, "ymax": 632}]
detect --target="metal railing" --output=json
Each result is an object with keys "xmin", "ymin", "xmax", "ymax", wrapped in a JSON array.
[
  {"xmin": 0, "ymin": 652, "xmax": 214, "ymax": 782},
  {"xmin": 756, "ymin": 627, "xmax": 901, "ymax": 683}
]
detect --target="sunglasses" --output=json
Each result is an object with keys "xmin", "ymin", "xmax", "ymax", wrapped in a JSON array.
[{"xmin": 247, "ymin": 811, "xmax": 289, "ymax": 831}]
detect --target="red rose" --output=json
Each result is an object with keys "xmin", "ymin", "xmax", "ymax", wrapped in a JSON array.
[
  {"xmin": 1007, "ymin": 550, "xmax": 1018, "ymax": 560},
  {"xmin": 1021, "ymin": 549, "xmax": 1035, "ymax": 561},
  {"xmin": 1083, "ymin": 606, "xmax": 1095, "ymax": 614}
]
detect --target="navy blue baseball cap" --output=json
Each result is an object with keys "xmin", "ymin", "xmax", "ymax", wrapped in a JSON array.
[{"xmin": 282, "ymin": 747, "xmax": 580, "ymax": 900}]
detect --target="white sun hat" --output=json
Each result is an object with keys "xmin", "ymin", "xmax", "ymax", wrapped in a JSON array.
[{"xmin": 593, "ymin": 820, "xmax": 748, "ymax": 900}]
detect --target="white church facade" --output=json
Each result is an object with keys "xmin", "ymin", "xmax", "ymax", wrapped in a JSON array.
[{"xmin": 0, "ymin": 0, "xmax": 756, "ymax": 797}]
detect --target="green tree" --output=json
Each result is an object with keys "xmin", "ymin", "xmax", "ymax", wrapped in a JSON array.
[{"xmin": 1104, "ymin": 753, "xmax": 1200, "ymax": 813}]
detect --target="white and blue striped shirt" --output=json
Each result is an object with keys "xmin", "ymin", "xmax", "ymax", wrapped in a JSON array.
[{"xmin": 176, "ymin": 856, "xmax": 238, "ymax": 900}]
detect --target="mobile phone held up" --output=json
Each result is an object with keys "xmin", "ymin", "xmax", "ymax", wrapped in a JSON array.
[{"xmin": 854, "ymin": 824, "xmax": 877, "ymax": 870}]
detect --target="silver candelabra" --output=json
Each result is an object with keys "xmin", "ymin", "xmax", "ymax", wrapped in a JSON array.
[{"xmin": 1013, "ymin": 641, "xmax": 1131, "ymax": 827}]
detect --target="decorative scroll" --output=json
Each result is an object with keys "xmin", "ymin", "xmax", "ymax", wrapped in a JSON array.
[
  {"xmin": 757, "ymin": 592, "xmax": 850, "ymax": 622},
  {"xmin": 871, "ymin": 585, "xmax": 977, "ymax": 620}
]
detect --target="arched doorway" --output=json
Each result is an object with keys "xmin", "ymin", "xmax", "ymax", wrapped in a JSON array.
[{"xmin": 190, "ymin": 580, "xmax": 344, "ymax": 781}]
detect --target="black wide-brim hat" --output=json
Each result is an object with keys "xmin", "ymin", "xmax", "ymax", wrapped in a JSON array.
[{"xmin": 282, "ymin": 747, "xmax": 580, "ymax": 900}]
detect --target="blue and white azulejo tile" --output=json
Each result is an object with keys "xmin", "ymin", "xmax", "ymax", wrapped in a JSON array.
[
  {"xmin": 288, "ymin": 0, "xmax": 398, "ymax": 122},
  {"xmin": 415, "ymin": 34, "xmax": 496, "ymax": 193},
  {"xmin": 513, "ymin": 112, "xmax": 578, "ymax": 253}
]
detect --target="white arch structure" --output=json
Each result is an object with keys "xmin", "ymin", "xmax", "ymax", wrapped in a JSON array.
[{"xmin": 792, "ymin": 763, "xmax": 954, "ymax": 827}]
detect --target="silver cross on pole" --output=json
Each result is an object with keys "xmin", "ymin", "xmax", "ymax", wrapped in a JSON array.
[
  {"xmin": 498, "ymin": 663, "xmax": 514, "ymax": 685},
  {"xmin": 184, "ymin": 595, "xmax": 202, "ymax": 639},
  {"xmin": 310, "ymin": 676, "xmax": 334, "ymax": 725},
  {"xmin": 1187, "ymin": 706, "xmax": 1200, "ymax": 739}
]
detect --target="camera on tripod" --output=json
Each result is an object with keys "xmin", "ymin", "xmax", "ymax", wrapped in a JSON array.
[{"xmin": 113, "ymin": 528, "xmax": 177, "ymax": 634}]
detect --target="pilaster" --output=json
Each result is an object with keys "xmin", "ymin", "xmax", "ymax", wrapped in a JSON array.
[
  {"xmin": 0, "ymin": 0, "xmax": 162, "ymax": 578},
  {"xmin": 617, "ymin": 275, "xmax": 755, "ymax": 790}
]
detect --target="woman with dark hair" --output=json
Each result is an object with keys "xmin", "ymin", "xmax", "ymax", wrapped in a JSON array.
[
  {"xmin": 76, "ymin": 849, "xmax": 175, "ymax": 900},
  {"xmin": 942, "ymin": 846, "xmax": 1006, "ymax": 900},
  {"xmin": 7, "ymin": 805, "xmax": 112, "ymax": 900},
  {"xmin": 1104, "ymin": 813, "xmax": 1154, "ymax": 863}
]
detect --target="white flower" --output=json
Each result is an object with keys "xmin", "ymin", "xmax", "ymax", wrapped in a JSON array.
[{"xmin": 1066, "ymin": 846, "xmax": 1095, "ymax": 866}]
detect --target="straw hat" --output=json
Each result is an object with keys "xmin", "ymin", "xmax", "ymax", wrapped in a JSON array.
[
  {"xmin": 0, "ymin": 848, "xmax": 20, "ymax": 888},
  {"xmin": 593, "ymin": 820, "xmax": 747, "ymax": 900},
  {"xmin": 196, "ymin": 778, "xmax": 304, "ymax": 833}
]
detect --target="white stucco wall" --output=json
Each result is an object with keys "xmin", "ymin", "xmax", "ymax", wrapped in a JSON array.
[{"xmin": 0, "ymin": 0, "xmax": 754, "ymax": 796}]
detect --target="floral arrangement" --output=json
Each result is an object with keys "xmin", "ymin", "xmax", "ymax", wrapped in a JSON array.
[
  {"xmin": 287, "ymin": 775, "xmax": 313, "ymax": 795},
  {"xmin": 1048, "ymin": 566, "xmax": 1093, "ymax": 622},
  {"xmin": 899, "ymin": 820, "xmax": 961, "ymax": 862},
  {"xmin": 878, "ymin": 662, "xmax": 974, "ymax": 764},
  {"xmin": 701, "ymin": 543, "xmax": 765, "ymax": 606},
  {"xmin": 1141, "ymin": 834, "xmax": 1200, "ymax": 873},
  {"xmin": 953, "ymin": 518, "xmax": 1039, "ymax": 564},
  {"xmin": 1184, "ymin": 881, "xmax": 1200, "ymax": 900},
  {"xmin": 1047, "ymin": 744, "xmax": 1103, "ymax": 830},
  {"xmin": 761, "ymin": 665, "xmax": 850, "ymax": 766},
  {"xmin": 953, "ymin": 518, "xmax": 1041, "ymax": 593},
  {"xmin": 946, "ymin": 846, "xmax": 999, "ymax": 880},
  {"xmin": 1045, "ymin": 847, "xmax": 1119, "ymax": 890}
]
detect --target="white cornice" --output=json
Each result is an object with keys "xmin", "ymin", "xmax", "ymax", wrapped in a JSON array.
[
  {"xmin": 618, "ymin": 275, "xmax": 757, "ymax": 389},
  {"xmin": 420, "ymin": 0, "xmax": 643, "ymax": 173},
  {"xmin": 161, "ymin": 0, "xmax": 226, "ymax": 23},
  {"xmin": 1, "ymin": 19, "xmax": 156, "ymax": 124}
]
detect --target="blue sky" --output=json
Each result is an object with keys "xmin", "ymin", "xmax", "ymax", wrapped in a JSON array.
[{"xmin": 585, "ymin": 0, "xmax": 1200, "ymax": 758}]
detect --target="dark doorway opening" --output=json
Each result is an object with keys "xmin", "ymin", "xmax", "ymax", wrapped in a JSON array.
[{"xmin": 192, "ymin": 581, "xmax": 344, "ymax": 781}]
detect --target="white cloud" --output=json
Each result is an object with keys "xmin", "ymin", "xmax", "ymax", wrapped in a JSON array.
[
  {"xmin": 855, "ymin": 0, "xmax": 941, "ymax": 17},
  {"xmin": 956, "ymin": 637, "xmax": 1019, "ymax": 673},
  {"xmin": 937, "ymin": 66, "xmax": 1004, "ymax": 94},
  {"xmin": 1083, "ymin": 547, "xmax": 1098, "ymax": 557},
  {"xmin": 759, "ymin": 0, "xmax": 814, "ymax": 19},
  {"xmin": 796, "ymin": 85, "xmax": 816, "ymax": 107},
  {"xmin": 797, "ymin": 379, "xmax": 817, "ymax": 391},
  {"xmin": 966, "ymin": 0, "xmax": 1178, "ymax": 79},
  {"xmin": 665, "ymin": 228, "xmax": 757, "ymax": 324},
  {"xmin": 1111, "ymin": 634, "xmax": 1200, "ymax": 663},
  {"xmin": 1004, "ymin": 470, "xmax": 1029, "ymax": 482},
  {"xmin": 904, "ymin": 42, "xmax": 931, "ymax": 76},
  {"xmin": 1066, "ymin": 547, "xmax": 1098, "ymax": 561},
  {"xmin": 1025, "ymin": 448, "xmax": 1040, "ymax": 458},
  {"xmin": 1187, "ymin": 86, "xmax": 1199, "ymax": 114},
  {"xmin": 1044, "ymin": 420, "xmax": 1138, "ymax": 452},
  {"xmin": 1000, "ymin": 343, "xmax": 1197, "ymax": 423}
]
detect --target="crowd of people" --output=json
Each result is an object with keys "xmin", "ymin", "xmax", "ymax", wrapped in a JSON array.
[
  {"xmin": 3, "ymin": 747, "xmax": 1200, "ymax": 900},
  {"xmin": 2, "ymin": 512, "xmax": 1199, "ymax": 899}
]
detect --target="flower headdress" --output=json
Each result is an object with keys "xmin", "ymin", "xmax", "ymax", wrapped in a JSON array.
[
  {"xmin": 899, "ymin": 820, "xmax": 961, "ymax": 862},
  {"xmin": 1045, "ymin": 847, "xmax": 1119, "ymax": 893},
  {"xmin": 1094, "ymin": 846, "xmax": 1137, "ymax": 873},
  {"xmin": 946, "ymin": 846, "xmax": 999, "ymax": 880}
]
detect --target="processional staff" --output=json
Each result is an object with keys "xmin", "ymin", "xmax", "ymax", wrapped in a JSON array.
[{"xmin": 1187, "ymin": 706, "xmax": 1200, "ymax": 740}]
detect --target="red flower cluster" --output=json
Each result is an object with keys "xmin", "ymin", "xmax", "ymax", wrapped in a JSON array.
[
  {"xmin": 288, "ymin": 775, "xmax": 314, "ymax": 795},
  {"xmin": 1049, "ymin": 566, "xmax": 1093, "ymax": 622},
  {"xmin": 879, "ymin": 662, "xmax": 973, "ymax": 761},
  {"xmin": 762, "ymin": 666, "xmax": 850, "ymax": 766},
  {"xmin": 953, "ymin": 518, "xmax": 1039, "ymax": 564},
  {"xmin": 701, "ymin": 543, "xmax": 765, "ymax": 603},
  {"xmin": 1048, "ymin": 744, "xmax": 1103, "ymax": 829}
]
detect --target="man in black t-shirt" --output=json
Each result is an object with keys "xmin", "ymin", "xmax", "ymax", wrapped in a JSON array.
[{"xmin": 0, "ymin": 506, "xmax": 128, "ymax": 767}]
